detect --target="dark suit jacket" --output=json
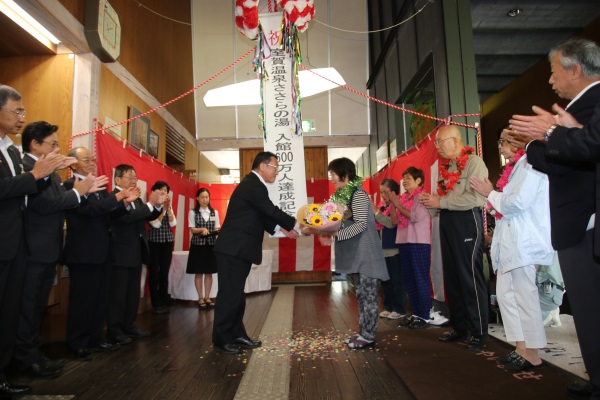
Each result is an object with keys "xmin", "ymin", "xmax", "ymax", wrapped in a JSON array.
[
  {"xmin": 22, "ymin": 154, "xmax": 80, "ymax": 264},
  {"xmin": 214, "ymin": 172, "xmax": 296, "ymax": 265},
  {"xmin": 109, "ymin": 189, "xmax": 161, "ymax": 267},
  {"xmin": 0, "ymin": 145, "xmax": 38, "ymax": 262},
  {"xmin": 547, "ymin": 101, "xmax": 600, "ymax": 255},
  {"xmin": 62, "ymin": 177, "xmax": 125, "ymax": 265},
  {"xmin": 526, "ymin": 84, "xmax": 600, "ymax": 250}
]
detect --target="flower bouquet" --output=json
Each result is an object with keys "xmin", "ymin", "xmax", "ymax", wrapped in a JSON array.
[{"xmin": 297, "ymin": 202, "xmax": 345, "ymax": 246}]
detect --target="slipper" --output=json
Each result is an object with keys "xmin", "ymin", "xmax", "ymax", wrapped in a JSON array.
[{"xmin": 347, "ymin": 335, "xmax": 375, "ymax": 349}]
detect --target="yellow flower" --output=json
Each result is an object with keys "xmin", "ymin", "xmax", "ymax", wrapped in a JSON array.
[
  {"xmin": 328, "ymin": 212, "xmax": 342, "ymax": 222},
  {"xmin": 308, "ymin": 204, "xmax": 321, "ymax": 213},
  {"xmin": 310, "ymin": 215, "xmax": 323, "ymax": 226}
]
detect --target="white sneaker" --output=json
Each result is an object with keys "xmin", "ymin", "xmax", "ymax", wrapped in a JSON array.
[
  {"xmin": 387, "ymin": 311, "xmax": 404, "ymax": 320},
  {"xmin": 544, "ymin": 308, "xmax": 562, "ymax": 328},
  {"xmin": 429, "ymin": 311, "xmax": 449, "ymax": 326},
  {"xmin": 379, "ymin": 310, "xmax": 391, "ymax": 318}
]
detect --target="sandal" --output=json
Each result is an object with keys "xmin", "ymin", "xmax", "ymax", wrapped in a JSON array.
[
  {"xmin": 346, "ymin": 335, "xmax": 375, "ymax": 349},
  {"xmin": 198, "ymin": 299, "xmax": 207, "ymax": 309},
  {"xmin": 205, "ymin": 297, "xmax": 215, "ymax": 307}
]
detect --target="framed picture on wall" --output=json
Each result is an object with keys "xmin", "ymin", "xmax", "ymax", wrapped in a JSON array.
[
  {"xmin": 147, "ymin": 130, "xmax": 159, "ymax": 158},
  {"xmin": 128, "ymin": 106, "xmax": 149, "ymax": 152}
]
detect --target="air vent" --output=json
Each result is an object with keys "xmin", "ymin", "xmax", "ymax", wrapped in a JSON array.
[{"xmin": 165, "ymin": 124, "xmax": 185, "ymax": 164}]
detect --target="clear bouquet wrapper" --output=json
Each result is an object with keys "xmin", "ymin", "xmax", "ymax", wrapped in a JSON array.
[{"xmin": 297, "ymin": 202, "xmax": 345, "ymax": 245}]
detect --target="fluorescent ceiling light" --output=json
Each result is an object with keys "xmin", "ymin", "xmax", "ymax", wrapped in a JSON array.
[
  {"xmin": 0, "ymin": 0, "xmax": 61, "ymax": 49},
  {"xmin": 203, "ymin": 67, "xmax": 345, "ymax": 107}
]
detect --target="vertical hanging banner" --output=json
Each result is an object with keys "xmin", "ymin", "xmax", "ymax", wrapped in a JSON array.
[{"xmin": 260, "ymin": 12, "xmax": 308, "ymax": 224}]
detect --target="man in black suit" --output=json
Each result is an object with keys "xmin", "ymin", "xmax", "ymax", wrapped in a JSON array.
[
  {"xmin": 64, "ymin": 147, "xmax": 133, "ymax": 361},
  {"xmin": 0, "ymin": 85, "xmax": 75, "ymax": 397},
  {"xmin": 107, "ymin": 164, "xmax": 166, "ymax": 345},
  {"xmin": 15, "ymin": 122, "xmax": 105, "ymax": 378},
  {"xmin": 510, "ymin": 109, "xmax": 600, "ymax": 398},
  {"xmin": 507, "ymin": 38, "xmax": 600, "ymax": 398},
  {"xmin": 212, "ymin": 151, "xmax": 298, "ymax": 355}
]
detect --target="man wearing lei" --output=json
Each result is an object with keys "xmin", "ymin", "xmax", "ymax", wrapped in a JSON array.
[{"xmin": 420, "ymin": 124, "xmax": 489, "ymax": 350}]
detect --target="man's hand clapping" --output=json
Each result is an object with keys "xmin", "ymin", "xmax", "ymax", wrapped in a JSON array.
[
  {"xmin": 30, "ymin": 149, "xmax": 67, "ymax": 180},
  {"xmin": 72, "ymin": 174, "xmax": 96, "ymax": 196}
]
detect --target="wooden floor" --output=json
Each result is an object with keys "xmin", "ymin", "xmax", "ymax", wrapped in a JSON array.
[{"xmin": 9, "ymin": 282, "xmax": 584, "ymax": 399}]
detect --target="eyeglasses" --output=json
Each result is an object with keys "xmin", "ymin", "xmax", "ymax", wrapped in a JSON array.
[
  {"xmin": 266, "ymin": 163, "xmax": 279, "ymax": 171},
  {"xmin": 120, "ymin": 175, "xmax": 137, "ymax": 181},
  {"xmin": 42, "ymin": 140, "xmax": 59, "ymax": 148},
  {"xmin": 1, "ymin": 108, "xmax": 26, "ymax": 119},
  {"xmin": 434, "ymin": 137, "xmax": 455, "ymax": 146},
  {"xmin": 498, "ymin": 138, "xmax": 506, "ymax": 146}
]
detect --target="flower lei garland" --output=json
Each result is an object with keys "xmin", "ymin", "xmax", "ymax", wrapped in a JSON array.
[
  {"xmin": 396, "ymin": 186, "xmax": 424, "ymax": 229},
  {"xmin": 235, "ymin": 0, "xmax": 315, "ymax": 39},
  {"xmin": 437, "ymin": 146, "xmax": 475, "ymax": 196},
  {"xmin": 486, "ymin": 150, "xmax": 526, "ymax": 220},
  {"xmin": 329, "ymin": 177, "xmax": 364, "ymax": 208}
]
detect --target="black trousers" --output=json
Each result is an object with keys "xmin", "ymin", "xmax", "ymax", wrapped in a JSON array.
[
  {"xmin": 107, "ymin": 265, "xmax": 142, "ymax": 337},
  {"xmin": 212, "ymin": 252, "xmax": 251, "ymax": 345},
  {"xmin": 67, "ymin": 262, "xmax": 112, "ymax": 351},
  {"xmin": 0, "ymin": 238, "xmax": 27, "ymax": 380},
  {"xmin": 439, "ymin": 208, "xmax": 488, "ymax": 336},
  {"xmin": 14, "ymin": 261, "xmax": 56, "ymax": 368},
  {"xmin": 558, "ymin": 230, "xmax": 600, "ymax": 398},
  {"xmin": 148, "ymin": 241, "xmax": 173, "ymax": 309}
]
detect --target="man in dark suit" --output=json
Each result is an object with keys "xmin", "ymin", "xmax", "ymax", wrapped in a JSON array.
[
  {"xmin": 510, "ymin": 106, "xmax": 600, "ymax": 399},
  {"xmin": 63, "ymin": 147, "xmax": 131, "ymax": 361},
  {"xmin": 507, "ymin": 38, "xmax": 600, "ymax": 398},
  {"xmin": 107, "ymin": 164, "xmax": 165, "ymax": 345},
  {"xmin": 0, "ymin": 85, "xmax": 75, "ymax": 397},
  {"xmin": 212, "ymin": 151, "xmax": 298, "ymax": 355},
  {"xmin": 15, "ymin": 122, "xmax": 105, "ymax": 378}
]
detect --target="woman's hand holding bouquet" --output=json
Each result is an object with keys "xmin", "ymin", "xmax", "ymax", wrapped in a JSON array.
[{"xmin": 297, "ymin": 202, "xmax": 345, "ymax": 246}]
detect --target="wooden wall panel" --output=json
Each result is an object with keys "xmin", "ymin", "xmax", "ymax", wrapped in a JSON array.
[
  {"xmin": 57, "ymin": 0, "xmax": 195, "ymax": 134},
  {"xmin": 99, "ymin": 65, "xmax": 167, "ymax": 163},
  {"xmin": 0, "ymin": 55, "xmax": 74, "ymax": 180},
  {"xmin": 240, "ymin": 147, "xmax": 328, "ymax": 179}
]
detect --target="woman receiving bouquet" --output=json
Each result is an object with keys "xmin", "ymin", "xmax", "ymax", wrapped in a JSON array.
[{"xmin": 305, "ymin": 157, "xmax": 388, "ymax": 349}]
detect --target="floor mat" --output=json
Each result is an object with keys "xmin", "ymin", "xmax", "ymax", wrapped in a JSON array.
[{"xmin": 381, "ymin": 327, "xmax": 584, "ymax": 400}]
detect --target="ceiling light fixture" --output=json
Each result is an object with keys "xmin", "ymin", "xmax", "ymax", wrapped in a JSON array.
[
  {"xmin": 506, "ymin": 8, "xmax": 523, "ymax": 17},
  {"xmin": 0, "ymin": 0, "xmax": 60, "ymax": 50},
  {"xmin": 203, "ymin": 67, "xmax": 345, "ymax": 107}
]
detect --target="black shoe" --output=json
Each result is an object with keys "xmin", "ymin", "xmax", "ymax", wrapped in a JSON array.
[
  {"xmin": 23, "ymin": 361, "xmax": 62, "ymax": 378},
  {"xmin": 398, "ymin": 316, "xmax": 413, "ymax": 327},
  {"xmin": 0, "ymin": 381, "xmax": 31, "ymax": 396},
  {"xmin": 40, "ymin": 355, "xmax": 66, "ymax": 370},
  {"xmin": 214, "ymin": 344, "xmax": 243, "ymax": 355},
  {"xmin": 90, "ymin": 342, "xmax": 121, "ymax": 352},
  {"xmin": 152, "ymin": 306, "xmax": 169, "ymax": 314},
  {"xmin": 504, "ymin": 355, "xmax": 543, "ymax": 372},
  {"xmin": 124, "ymin": 327, "xmax": 150, "ymax": 338},
  {"xmin": 438, "ymin": 330, "xmax": 468, "ymax": 342},
  {"xmin": 567, "ymin": 381, "xmax": 594, "ymax": 397},
  {"xmin": 72, "ymin": 348, "xmax": 93, "ymax": 361},
  {"xmin": 110, "ymin": 335, "xmax": 133, "ymax": 345},
  {"xmin": 233, "ymin": 336, "xmax": 262, "ymax": 349},
  {"xmin": 408, "ymin": 317, "xmax": 429, "ymax": 329},
  {"xmin": 497, "ymin": 350, "xmax": 520, "ymax": 365},
  {"xmin": 467, "ymin": 335, "xmax": 486, "ymax": 350}
]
